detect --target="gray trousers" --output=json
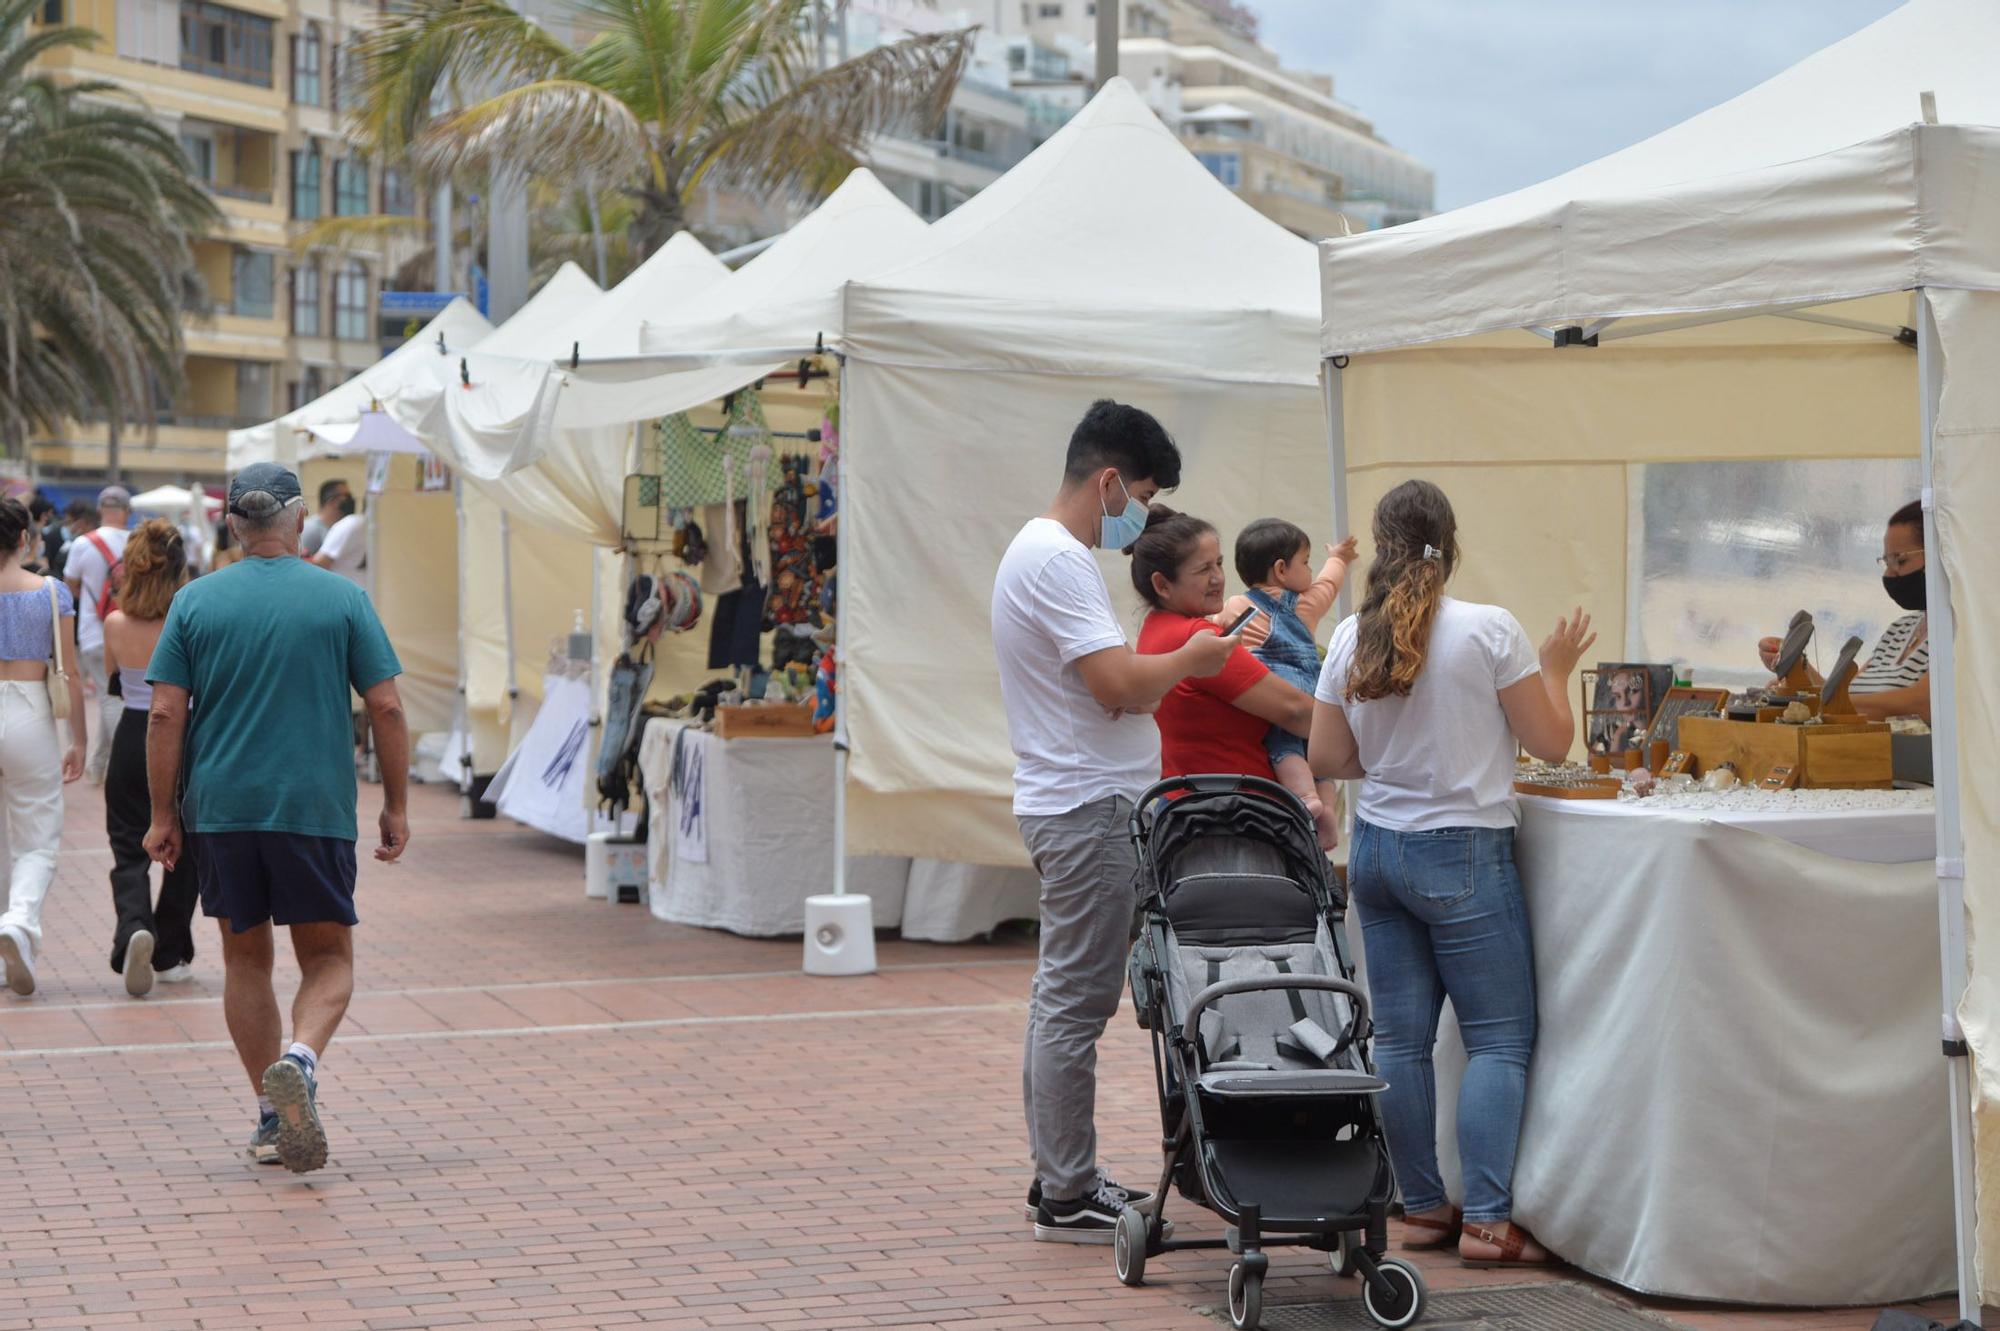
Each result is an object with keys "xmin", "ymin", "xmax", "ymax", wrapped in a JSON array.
[{"xmin": 1018, "ymin": 795, "xmax": 1140, "ymax": 1202}]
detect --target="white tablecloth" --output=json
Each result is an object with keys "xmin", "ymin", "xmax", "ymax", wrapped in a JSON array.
[
  {"xmin": 637, "ymin": 719, "xmax": 1039, "ymax": 941},
  {"xmin": 1361, "ymin": 796, "xmax": 1950, "ymax": 1305}
]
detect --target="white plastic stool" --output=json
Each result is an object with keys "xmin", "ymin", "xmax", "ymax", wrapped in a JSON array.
[
  {"xmin": 583, "ymin": 832, "xmax": 613, "ymax": 900},
  {"xmin": 803, "ymin": 894, "xmax": 876, "ymax": 976}
]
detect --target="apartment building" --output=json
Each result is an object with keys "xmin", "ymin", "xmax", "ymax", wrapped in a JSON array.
[
  {"xmin": 29, "ymin": 0, "xmax": 414, "ymax": 484},
  {"xmin": 1007, "ymin": 0, "xmax": 1434, "ymax": 237}
]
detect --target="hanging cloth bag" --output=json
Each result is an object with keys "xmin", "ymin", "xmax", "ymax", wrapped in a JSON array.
[{"xmin": 43, "ymin": 578, "xmax": 71, "ymax": 721}]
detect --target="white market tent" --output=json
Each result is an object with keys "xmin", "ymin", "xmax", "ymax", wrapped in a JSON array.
[
  {"xmin": 225, "ymin": 298, "xmax": 493, "ymax": 470},
  {"xmin": 1315, "ymin": 0, "xmax": 1998, "ymax": 1313},
  {"xmin": 129, "ymin": 485, "xmax": 220, "ymax": 515},
  {"xmin": 836, "ymin": 77, "xmax": 1328, "ymax": 866}
]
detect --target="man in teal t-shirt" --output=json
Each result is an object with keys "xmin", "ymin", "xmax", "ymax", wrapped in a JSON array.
[{"xmin": 145, "ymin": 461, "xmax": 410, "ymax": 1176}]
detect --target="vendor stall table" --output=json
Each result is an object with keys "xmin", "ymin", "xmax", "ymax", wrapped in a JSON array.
[
  {"xmin": 637, "ymin": 718, "xmax": 1038, "ymax": 942},
  {"xmin": 1390, "ymin": 794, "xmax": 1949, "ymax": 1306}
]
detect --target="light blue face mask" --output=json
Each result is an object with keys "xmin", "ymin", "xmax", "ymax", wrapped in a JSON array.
[{"xmin": 1099, "ymin": 475, "xmax": 1149, "ymax": 550}]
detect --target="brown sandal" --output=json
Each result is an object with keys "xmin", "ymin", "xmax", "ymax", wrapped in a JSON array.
[
  {"xmin": 1459, "ymin": 1221, "xmax": 1559, "ymax": 1269},
  {"xmin": 1398, "ymin": 1208, "xmax": 1462, "ymax": 1251}
]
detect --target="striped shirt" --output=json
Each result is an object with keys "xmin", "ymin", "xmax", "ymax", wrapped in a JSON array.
[{"xmin": 1853, "ymin": 612, "xmax": 1928, "ymax": 693}]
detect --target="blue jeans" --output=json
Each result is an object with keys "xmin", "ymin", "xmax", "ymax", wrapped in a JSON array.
[{"xmin": 1349, "ymin": 818, "xmax": 1537, "ymax": 1224}]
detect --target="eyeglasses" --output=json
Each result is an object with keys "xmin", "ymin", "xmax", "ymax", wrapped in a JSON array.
[{"xmin": 1877, "ymin": 549, "xmax": 1925, "ymax": 574}]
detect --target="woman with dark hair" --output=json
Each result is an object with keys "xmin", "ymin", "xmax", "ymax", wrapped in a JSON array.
[
  {"xmin": 1130, "ymin": 506, "xmax": 1315, "ymax": 783},
  {"xmin": 0, "ymin": 497, "xmax": 88, "ymax": 996},
  {"xmin": 1757, "ymin": 498, "xmax": 1931, "ymax": 722},
  {"xmin": 1307, "ymin": 479, "xmax": 1595, "ymax": 1269},
  {"xmin": 102, "ymin": 519, "xmax": 198, "ymax": 996}
]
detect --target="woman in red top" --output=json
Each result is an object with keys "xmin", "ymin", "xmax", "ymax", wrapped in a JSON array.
[{"xmin": 1130, "ymin": 507, "xmax": 1314, "ymax": 781}]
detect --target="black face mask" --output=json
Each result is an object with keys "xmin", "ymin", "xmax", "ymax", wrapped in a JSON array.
[
  {"xmin": 336, "ymin": 495, "xmax": 358, "ymax": 519},
  {"xmin": 1883, "ymin": 569, "xmax": 1927, "ymax": 612}
]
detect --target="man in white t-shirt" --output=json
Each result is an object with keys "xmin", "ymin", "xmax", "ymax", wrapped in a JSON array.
[
  {"xmin": 311, "ymin": 509, "xmax": 367, "ymax": 589},
  {"xmin": 301, "ymin": 478, "xmax": 352, "ymax": 558},
  {"xmin": 66, "ymin": 486, "xmax": 132, "ymax": 784},
  {"xmin": 993, "ymin": 400, "xmax": 1238, "ymax": 1244}
]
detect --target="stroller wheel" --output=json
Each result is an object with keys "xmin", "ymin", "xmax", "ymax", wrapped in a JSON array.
[
  {"xmin": 1361, "ymin": 1256, "xmax": 1426, "ymax": 1328},
  {"xmin": 1113, "ymin": 1207, "xmax": 1147, "ymax": 1287},
  {"xmin": 1329, "ymin": 1231, "xmax": 1361, "ymax": 1277},
  {"xmin": 1227, "ymin": 1261, "xmax": 1263, "ymax": 1331}
]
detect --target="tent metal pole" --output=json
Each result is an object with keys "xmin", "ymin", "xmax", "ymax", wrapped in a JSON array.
[
  {"xmin": 1321, "ymin": 359, "xmax": 1352, "ymax": 621},
  {"xmin": 500, "ymin": 508, "xmax": 519, "ymax": 721},
  {"xmin": 452, "ymin": 477, "xmax": 472, "ymax": 800},
  {"xmin": 1916, "ymin": 289, "xmax": 1980, "ymax": 1326},
  {"xmin": 832, "ymin": 353, "xmax": 851, "ymax": 898}
]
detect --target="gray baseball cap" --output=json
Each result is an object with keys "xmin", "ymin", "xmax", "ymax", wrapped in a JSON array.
[
  {"xmin": 97, "ymin": 485, "xmax": 131, "ymax": 509},
  {"xmin": 228, "ymin": 462, "xmax": 303, "ymax": 516}
]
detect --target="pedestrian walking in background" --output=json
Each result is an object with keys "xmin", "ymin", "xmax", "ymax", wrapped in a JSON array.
[
  {"xmin": 0, "ymin": 498, "xmax": 88, "ymax": 995},
  {"xmin": 301, "ymin": 478, "xmax": 351, "ymax": 558},
  {"xmin": 66, "ymin": 485, "xmax": 131, "ymax": 784},
  {"xmin": 144, "ymin": 463, "xmax": 409, "ymax": 1172},
  {"xmin": 103, "ymin": 518, "xmax": 199, "ymax": 997}
]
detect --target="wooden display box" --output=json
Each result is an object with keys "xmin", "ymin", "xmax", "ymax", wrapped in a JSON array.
[
  {"xmin": 1677, "ymin": 715, "xmax": 1893, "ymax": 790},
  {"xmin": 714, "ymin": 703, "xmax": 819, "ymax": 739}
]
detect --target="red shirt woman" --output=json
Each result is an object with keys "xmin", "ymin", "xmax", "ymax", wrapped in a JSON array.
[{"xmin": 1127, "ymin": 507, "xmax": 1312, "ymax": 781}]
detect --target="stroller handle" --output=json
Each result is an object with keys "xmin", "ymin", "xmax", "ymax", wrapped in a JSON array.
[
  {"xmin": 1182, "ymin": 974, "xmax": 1370, "ymax": 1049},
  {"xmin": 1129, "ymin": 773, "xmax": 1314, "ymax": 842}
]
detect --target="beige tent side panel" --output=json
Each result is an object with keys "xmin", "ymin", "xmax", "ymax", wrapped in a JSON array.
[
  {"xmin": 849, "ymin": 788, "xmax": 1024, "ymax": 868},
  {"xmin": 370, "ymin": 479, "xmax": 458, "ymax": 736},
  {"xmin": 1926, "ymin": 289, "xmax": 2000, "ymax": 1298},
  {"xmin": 460, "ymin": 485, "xmax": 512, "ymax": 773},
  {"xmin": 1342, "ymin": 336, "xmax": 1916, "ymax": 470},
  {"xmin": 843, "ymin": 359, "xmax": 1327, "ymax": 852}
]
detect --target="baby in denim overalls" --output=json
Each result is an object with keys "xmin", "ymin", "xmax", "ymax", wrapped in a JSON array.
[{"xmin": 1217, "ymin": 520, "xmax": 1355, "ymax": 850}]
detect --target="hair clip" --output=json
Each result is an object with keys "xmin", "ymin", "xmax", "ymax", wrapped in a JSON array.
[{"xmin": 1422, "ymin": 544, "xmax": 1443, "ymax": 561}]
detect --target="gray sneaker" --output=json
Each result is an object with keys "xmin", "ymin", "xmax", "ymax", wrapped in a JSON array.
[
  {"xmin": 261, "ymin": 1055, "xmax": 327, "ymax": 1174},
  {"xmin": 0, "ymin": 926, "xmax": 35, "ymax": 996},
  {"xmin": 247, "ymin": 1113, "xmax": 282, "ymax": 1165},
  {"xmin": 124, "ymin": 930, "xmax": 155, "ymax": 997}
]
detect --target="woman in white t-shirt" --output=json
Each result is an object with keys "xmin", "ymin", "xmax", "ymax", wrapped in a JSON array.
[{"xmin": 1308, "ymin": 480, "xmax": 1594, "ymax": 1270}]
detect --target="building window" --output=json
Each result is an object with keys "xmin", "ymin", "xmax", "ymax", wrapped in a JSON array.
[
  {"xmin": 179, "ymin": 1, "xmax": 274, "ymax": 87},
  {"xmin": 380, "ymin": 166, "xmax": 416, "ymax": 217},
  {"xmin": 333, "ymin": 263, "xmax": 368, "ymax": 341},
  {"xmin": 1195, "ymin": 151, "xmax": 1241, "ymax": 188},
  {"xmin": 179, "ymin": 130, "xmax": 215, "ymax": 183},
  {"xmin": 38, "ymin": 0, "xmax": 60, "ymax": 22},
  {"xmin": 231, "ymin": 249, "xmax": 275, "ymax": 318},
  {"xmin": 289, "ymin": 145, "xmax": 321, "ymax": 218},
  {"xmin": 1037, "ymin": 2, "xmax": 1061, "ymax": 15},
  {"xmin": 333, "ymin": 157, "xmax": 369, "ymax": 216},
  {"xmin": 290, "ymin": 21, "xmax": 321, "ymax": 105},
  {"xmin": 287, "ymin": 366, "xmax": 325, "ymax": 412},
  {"xmin": 235, "ymin": 360, "xmax": 272, "ymax": 420},
  {"xmin": 290, "ymin": 261, "xmax": 321, "ymax": 336}
]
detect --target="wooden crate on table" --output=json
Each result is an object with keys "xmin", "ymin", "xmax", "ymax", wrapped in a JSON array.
[
  {"xmin": 714, "ymin": 703, "xmax": 819, "ymax": 740},
  {"xmin": 1677, "ymin": 715, "xmax": 1893, "ymax": 789}
]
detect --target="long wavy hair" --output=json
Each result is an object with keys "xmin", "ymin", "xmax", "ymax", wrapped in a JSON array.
[
  {"xmin": 1346, "ymin": 480, "xmax": 1459, "ymax": 702},
  {"xmin": 115, "ymin": 519, "xmax": 188, "ymax": 622}
]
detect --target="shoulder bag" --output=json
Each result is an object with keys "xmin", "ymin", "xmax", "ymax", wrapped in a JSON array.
[{"xmin": 44, "ymin": 578, "xmax": 71, "ymax": 720}]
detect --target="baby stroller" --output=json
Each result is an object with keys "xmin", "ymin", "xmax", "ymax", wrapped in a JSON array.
[{"xmin": 1113, "ymin": 774, "xmax": 1425, "ymax": 1330}]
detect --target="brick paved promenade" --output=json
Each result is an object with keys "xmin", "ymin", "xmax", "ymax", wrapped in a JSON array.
[{"xmin": 0, "ymin": 782, "xmax": 1960, "ymax": 1330}]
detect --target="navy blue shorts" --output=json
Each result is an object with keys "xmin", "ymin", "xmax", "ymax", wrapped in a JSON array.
[{"xmin": 197, "ymin": 832, "xmax": 359, "ymax": 932}]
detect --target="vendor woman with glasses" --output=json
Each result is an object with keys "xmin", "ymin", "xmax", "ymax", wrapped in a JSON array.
[{"xmin": 1757, "ymin": 498, "xmax": 1931, "ymax": 723}]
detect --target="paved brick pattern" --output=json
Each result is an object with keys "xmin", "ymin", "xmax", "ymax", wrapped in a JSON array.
[{"xmin": 0, "ymin": 781, "xmax": 1965, "ymax": 1329}]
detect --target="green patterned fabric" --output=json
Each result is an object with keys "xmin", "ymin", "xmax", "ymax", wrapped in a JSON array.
[{"xmin": 651, "ymin": 388, "xmax": 779, "ymax": 509}]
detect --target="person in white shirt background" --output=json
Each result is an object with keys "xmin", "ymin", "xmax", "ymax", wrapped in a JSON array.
[
  {"xmin": 65, "ymin": 485, "xmax": 132, "ymax": 785},
  {"xmin": 992, "ymin": 399, "xmax": 1239, "ymax": 1245},
  {"xmin": 1309, "ymin": 479, "xmax": 1594, "ymax": 1271},
  {"xmin": 310, "ymin": 495, "xmax": 367, "ymax": 591},
  {"xmin": 301, "ymin": 478, "xmax": 351, "ymax": 559}
]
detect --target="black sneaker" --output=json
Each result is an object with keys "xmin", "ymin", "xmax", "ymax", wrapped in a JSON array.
[
  {"xmin": 262, "ymin": 1055, "xmax": 327, "ymax": 1174},
  {"xmin": 1025, "ymin": 1171, "xmax": 1155, "ymax": 1222},
  {"xmin": 1034, "ymin": 1175, "xmax": 1135, "ymax": 1244}
]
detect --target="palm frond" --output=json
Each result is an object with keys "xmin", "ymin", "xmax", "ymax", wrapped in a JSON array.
[
  {"xmin": 696, "ymin": 26, "xmax": 973, "ymax": 198},
  {"xmin": 347, "ymin": 0, "xmax": 574, "ymax": 155},
  {"xmin": 411, "ymin": 79, "xmax": 649, "ymax": 184}
]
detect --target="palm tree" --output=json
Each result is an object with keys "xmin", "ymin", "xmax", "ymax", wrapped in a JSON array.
[
  {"xmin": 349, "ymin": 0, "xmax": 972, "ymax": 258},
  {"xmin": 0, "ymin": 0, "xmax": 218, "ymax": 472}
]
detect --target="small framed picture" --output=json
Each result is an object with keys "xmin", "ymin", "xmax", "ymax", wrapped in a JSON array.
[{"xmin": 1586, "ymin": 663, "xmax": 1673, "ymax": 755}]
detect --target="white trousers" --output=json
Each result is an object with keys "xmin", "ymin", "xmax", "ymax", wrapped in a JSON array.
[
  {"xmin": 80, "ymin": 645, "xmax": 118, "ymax": 782},
  {"xmin": 0, "ymin": 682, "xmax": 65, "ymax": 952}
]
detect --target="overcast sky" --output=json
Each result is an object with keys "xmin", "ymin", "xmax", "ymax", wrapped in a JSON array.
[{"xmin": 1249, "ymin": 0, "xmax": 1904, "ymax": 210}]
